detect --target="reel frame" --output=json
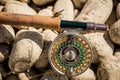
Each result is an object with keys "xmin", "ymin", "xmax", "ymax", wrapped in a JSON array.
[{"xmin": 48, "ymin": 33, "xmax": 92, "ymax": 76}]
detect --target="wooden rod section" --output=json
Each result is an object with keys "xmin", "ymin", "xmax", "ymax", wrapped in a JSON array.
[{"xmin": 0, "ymin": 12, "xmax": 61, "ymax": 30}]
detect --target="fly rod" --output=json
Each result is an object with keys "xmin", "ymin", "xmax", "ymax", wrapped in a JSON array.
[
  {"xmin": 0, "ymin": 12, "xmax": 107, "ymax": 31},
  {"xmin": 0, "ymin": 12, "xmax": 107, "ymax": 77}
]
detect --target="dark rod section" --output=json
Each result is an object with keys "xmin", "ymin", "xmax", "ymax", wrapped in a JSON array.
[
  {"xmin": 60, "ymin": 20, "xmax": 107, "ymax": 31},
  {"xmin": 60, "ymin": 20, "xmax": 87, "ymax": 30}
]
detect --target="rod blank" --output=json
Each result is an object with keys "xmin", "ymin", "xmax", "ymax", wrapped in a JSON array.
[{"xmin": 0, "ymin": 12, "xmax": 107, "ymax": 31}]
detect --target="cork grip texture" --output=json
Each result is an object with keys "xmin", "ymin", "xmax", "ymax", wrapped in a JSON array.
[{"xmin": 0, "ymin": 12, "xmax": 60, "ymax": 31}]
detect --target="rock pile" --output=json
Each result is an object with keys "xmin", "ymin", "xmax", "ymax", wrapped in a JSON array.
[{"xmin": 0, "ymin": 0, "xmax": 119, "ymax": 80}]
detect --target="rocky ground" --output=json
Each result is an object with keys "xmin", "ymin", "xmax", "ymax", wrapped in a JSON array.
[{"xmin": 0, "ymin": 0, "xmax": 120, "ymax": 80}]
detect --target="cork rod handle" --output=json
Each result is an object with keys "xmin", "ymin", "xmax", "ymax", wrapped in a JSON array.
[{"xmin": 0, "ymin": 12, "xmax": 61, "ymax": 30}]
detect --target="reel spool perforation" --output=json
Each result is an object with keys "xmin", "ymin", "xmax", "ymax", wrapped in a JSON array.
[{"xmin": 49, "ymin": 33, "xmax": 92, "ymax": 76}]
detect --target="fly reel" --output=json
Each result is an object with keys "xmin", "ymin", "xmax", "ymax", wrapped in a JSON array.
[{"xmin": 48, "ymin": 33, "xmax": 92, "ymax": 76}]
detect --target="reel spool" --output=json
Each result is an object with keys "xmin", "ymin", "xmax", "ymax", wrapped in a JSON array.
[{"xmin": 49, "ymin": 33, "xmax": 92, "ymax": 76}]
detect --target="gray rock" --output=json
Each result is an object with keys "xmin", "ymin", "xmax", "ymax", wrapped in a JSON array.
[
  {"xmin": 19, "ymin": 0, "xmax": 30, "ymax": 4},
  {"xmin": 75, "ymin": 0, "xmax": 113, "ymax": 24},
  {"xmin": 37, "ymin": 7, "xmax": 53, "ymax": 16},
  {"xmin": 0, "ymin": 24, "xmax": 15, "ymax": 44},
  {"xmin": 4, "ymin": 1, "xmax": 36, "ymax": 29},
  {"xmin": 117, "ymin": 3, "xmax": 120, "ymax": 19},
  {"xmin": 35, "ymin": 30, "xmax": 57, "ymax": 68},
  {"xmin": 32, "ymin": 0, "xmax": 56, "ymax": 6},
  {"xmin": 109, "ymin": 19, "xmax": 120, "ymax": 44},
  {"xmin": 73, "ymin": 68, "xmax": 96, "ymax": 80},
  {"xmin": 0, "ymin": 6, "xmax": 4, "ymax": 11},
  {"xmin": 18, "ymin": 73, "xmax": 29, "ymax": 80},
  {"xmin": 0, "ymin": 0, "xmax": 16, "ymax": 5},
  {"xmin": 9, "ymin": 29, "xmax": 43, "ymax": 73},
  {"xmin": 0, "ymin": 73, "xmax": 2, "ymax": 80},
  {"xmin": 0, "ymin": 43, "xmax": 10, "ymax": 62},
  {"xmin": 114, "ymin": 49, "xmax": 120, "ymax": 59},
  {"xmin": 53, "ymin": 0, "xmax": 74, "ymax": 21},
  {"xmin": 97, "ymin": 56, "xmax": 120, "ymax": 80},
  {"xmin": 74, "ymin": 9, "xmax": 79, "ymax": 18},
  {"xmin": 72, "ymin": 0, "xmax": 87, "ymax": 9},
  {"xmin": 105, "ymin": 9, "xmax": 117, "ymax": 27},
  {"xmin": 40, "ymin": 69, "xmax": 68, "ymax": 80},
  {"xmin": 84, "ymin": 32, "xmax": 114, "ymax": 63},
  {"xmin": 4, "ymin": 1, "xmax": 36, "ymax": 15},
  {"xmin": 0, "ymin": 2, "xmax": 15, "ymax": 44}
]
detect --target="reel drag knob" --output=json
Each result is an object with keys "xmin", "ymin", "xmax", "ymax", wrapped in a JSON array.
[
  {"xmin": 48, "ymin": 33, "xmax": 92, "ymax": 76},
  {"xmin": 65, "ymin": 50, "xmax": 76, "ymax": 62}
]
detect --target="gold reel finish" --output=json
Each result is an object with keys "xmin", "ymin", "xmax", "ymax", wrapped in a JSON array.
[{"xmin": 48, "ymin": 33, "xmax": 92, "ymax": 76}]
